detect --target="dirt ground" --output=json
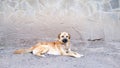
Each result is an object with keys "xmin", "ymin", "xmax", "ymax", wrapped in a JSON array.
[
  {"xmin": 0, "ymin": 0, "xmax": 120, "ymax": 68},
  {"xmin": 0, "ymin": 40, "xmax": 120, "ymax": 68},
  {"xmin": 0, "ymin": 8, "xmax": 120, "ymax": 68},
  {"xmin": 0, "ymin": 14, "xmax": 120, "ymax": 68}
]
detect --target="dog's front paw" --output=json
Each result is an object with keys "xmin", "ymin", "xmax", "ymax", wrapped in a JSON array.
[
  {"xmin": 76, "ymin": 54, "xmax": 84, "ymax": 58},
  {"xmin": 74, "ymin": 52, "xmax": 84, "ymax": 58}
]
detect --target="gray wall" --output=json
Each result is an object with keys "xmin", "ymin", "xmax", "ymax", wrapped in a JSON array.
[{"xmin": 0, "ymin": 0, "xmax": 120, "ymax": 46}]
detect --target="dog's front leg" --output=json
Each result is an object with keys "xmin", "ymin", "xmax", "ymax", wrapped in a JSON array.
[
  {"xmin": 58, "ymin": 46, "xmax": 68, "ymax": 56},
  {"xmin": 65, "ymin": 48, "xmax": 71, "ymax": 53},
  {"xmin": 66, "ymin": 51, "xmax": 84, "ymax": 58},
  {"xmin": 65, "ymin": 43, "xmax": 71, "ymax": 53}
]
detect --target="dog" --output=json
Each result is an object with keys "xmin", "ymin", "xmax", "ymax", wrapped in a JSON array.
[{"xmin": 14, "ymin": 32, "xmax": 83, "ymax": 58}]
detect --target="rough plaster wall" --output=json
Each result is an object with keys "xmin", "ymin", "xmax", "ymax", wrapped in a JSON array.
[{"xmin": 0, "ymin": 0, "xmax": 120, "ymax": 46}]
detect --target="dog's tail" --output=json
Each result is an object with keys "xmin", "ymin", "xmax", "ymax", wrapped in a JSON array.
[{"xmin": 14, "ymin": 47, "xmax": 34, "ymax": 54}]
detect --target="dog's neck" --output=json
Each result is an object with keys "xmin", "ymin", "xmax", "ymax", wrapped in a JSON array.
[{"xmin": 57, "ymin": 40, "xmax": 70, "ymax": 51}]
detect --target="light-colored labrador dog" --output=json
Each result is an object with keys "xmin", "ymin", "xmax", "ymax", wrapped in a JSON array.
[{"xmin": 14, "ymin": 32, "xmax": 83, "ymax": 58}]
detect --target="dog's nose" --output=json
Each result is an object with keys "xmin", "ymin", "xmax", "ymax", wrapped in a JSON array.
[{"xmin": 62, "ymin": 39, "xmax": 68, "ymax": 43}]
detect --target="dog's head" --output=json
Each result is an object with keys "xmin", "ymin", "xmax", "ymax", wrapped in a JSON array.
[{"xmin": 58, "ymin": 32, "xmax": 70, "ymax": 44}]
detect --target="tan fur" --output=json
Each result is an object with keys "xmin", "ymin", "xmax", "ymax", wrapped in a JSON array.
[{"xmin": 14, "ymin": 32, "xmax": 83, "ymax": 58}]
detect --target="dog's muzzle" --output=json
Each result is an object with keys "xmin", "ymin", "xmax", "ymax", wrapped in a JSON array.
[{"xmin": 62, "ymin": 39, "xmax": 68, "ymax": 43}]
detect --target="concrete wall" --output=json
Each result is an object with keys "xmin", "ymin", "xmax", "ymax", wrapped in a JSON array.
[{"xmin": 0, "ymin": 0, "xmax": 120, "ymax": 46}]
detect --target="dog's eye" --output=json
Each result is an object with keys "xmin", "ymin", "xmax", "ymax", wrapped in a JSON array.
[
  {"xmin": 61, "ymin": 36, "xmax": 64, "ymax": 38},
  {"xmin": 66, "ymin": 36, "xmax": 68, "ymax": 38}
]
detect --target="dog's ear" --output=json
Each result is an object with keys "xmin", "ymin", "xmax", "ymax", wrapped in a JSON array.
[
  {"xmin": 58, "ymin": 33, "xmax": 61, "ymax": 39},
  {"xmin": 68, "ymin": 33, "xmax": 71, "ymax": 39}
]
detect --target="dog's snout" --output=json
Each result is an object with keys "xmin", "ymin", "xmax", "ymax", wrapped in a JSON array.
[{"xmin": 62, "ymin": 39, "xmax": 68, "ymax": 43}]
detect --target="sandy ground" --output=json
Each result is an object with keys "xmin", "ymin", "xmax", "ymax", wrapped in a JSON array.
[{"xmin": 0, "ymin": 41, "xmax": 120, "ymax": 68}]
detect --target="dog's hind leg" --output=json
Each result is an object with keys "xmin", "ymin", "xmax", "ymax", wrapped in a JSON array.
[{"xmin": 32, "ymin": 47, "xmax": 48, "ymax": 57}]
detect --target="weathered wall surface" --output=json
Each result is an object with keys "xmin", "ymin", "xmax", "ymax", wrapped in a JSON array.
[{"xmin": 0, "ymin": 0, "xmax": 120, "ymax": 46}]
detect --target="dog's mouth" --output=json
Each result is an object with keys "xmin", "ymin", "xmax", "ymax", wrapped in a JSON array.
[{"xmin": 62, "ymin": 39, "xmax": 68, "ymax": 43}]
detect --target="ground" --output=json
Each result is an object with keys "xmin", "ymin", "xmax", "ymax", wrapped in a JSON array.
[
  {"xmin": 0, "ymin": 41, "xmax": 120, "ymax": 68},
  {"xmin": 0, "ymin": 0, "xmax": 120, "ymax": 68}
]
